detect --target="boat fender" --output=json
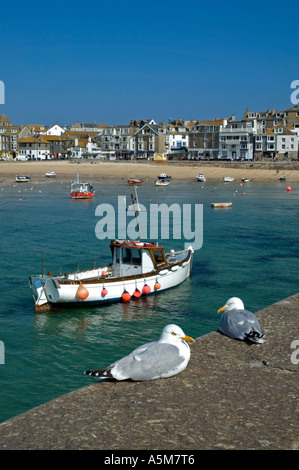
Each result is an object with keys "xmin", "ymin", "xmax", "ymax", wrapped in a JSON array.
[
  {"xmin": 121, "ymin": 290, "xmax": 131, "ymax": 302},
  {"xmin": 101, "ymin": 287, "xmax": 108, "ymax": 296},
  {"xmin": 102, "ymin": 268, "xmax": 108, "ymax": 277},
  {"xmin": 76, "ymin": 282, "xmax": 89, "ymax": 300},
  {"xmin": 159, "ymin": 269, "xmax": 169, "ymax": 275},
  {"xmin": 133, "ymin": 288, "xmax": 142, "ymax": 298},
  {"xmin": 142, "ymin": 284, "xmax": 151, "ymax": 294},
  {"xmin": 154, "ymin": 282, "xmax": 161, "ymax": 290}
]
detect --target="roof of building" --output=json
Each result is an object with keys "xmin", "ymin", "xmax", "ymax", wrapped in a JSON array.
[{"xmin": 267, "ymin": 124, "xmax": 296, "ymax": 135}]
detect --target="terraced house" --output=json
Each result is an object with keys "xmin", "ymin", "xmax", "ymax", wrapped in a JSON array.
[
  {"xmin": 188, "ymin": 119, "xmax": 223, "ymax": 160},
  {"xmin": 254, "ymin": 124, "xmax": 297, "ymax": 160},
  {"xmin": 132, "ymin": 122, "xmax": 167, "ymax": 159},
  {"xmin": 100, "ymin": 125, "xmax": 133, "ymax": 159}
]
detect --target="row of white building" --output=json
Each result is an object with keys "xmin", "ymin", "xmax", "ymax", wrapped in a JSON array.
[{"xmin": 1, "ymin": 104, "xmax": 299, "ymax": 161}]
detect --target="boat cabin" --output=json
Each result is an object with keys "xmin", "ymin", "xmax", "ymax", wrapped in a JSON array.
[{"xmin": 110, "ymin": 240, "xmax": 168, "ymax": 277}]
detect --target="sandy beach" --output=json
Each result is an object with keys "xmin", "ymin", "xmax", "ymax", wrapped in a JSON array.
[{"xmin": 1, "ymin": 159, "xmax": 299, "ymax": 184}]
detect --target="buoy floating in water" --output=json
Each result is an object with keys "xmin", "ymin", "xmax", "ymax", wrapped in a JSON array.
[
  {"xmin": 121, "ymin": 290, "xmax": 131, "ymax": 302},
  {"xmin": 286, "ymin": 186, "xmax": 291, "ymax": 192},
  {"xmin": 142, "ymin": 284, "xmax": 151, "ymax": 294},
  {"xmin": 76, "ymin": 282, "xmax": 89, "ymax": 300}
]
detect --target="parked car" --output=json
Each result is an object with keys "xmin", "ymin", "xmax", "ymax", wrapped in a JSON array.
[{"xmin": 16, "ymin": 155, "xmax": 29, "ymax": 161}]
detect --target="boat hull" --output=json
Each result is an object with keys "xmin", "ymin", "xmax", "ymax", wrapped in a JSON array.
[
  {"xmin": 211, "ymin": 202, "xmax": 232, "ymax": 208},
  {"xmin": 196, "ymin": 174, "xmax": 206, "ymax": 182},
  {"xmin": 30, "ymin": 249, "xmax": 193, "ymax": 312},
  {"xmin": 70, "ymin": 192, "xmax": 95, "ymax": 199},
  {"xmin": 223, "ymin": 177, "xmax": 235, "ymax": 182}
]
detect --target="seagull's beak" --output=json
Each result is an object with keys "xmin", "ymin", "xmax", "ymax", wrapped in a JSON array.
[
  {"xmin": 181, "ymin": 335, "xmax": 195, "ymax": 343},
  {"xmin": 218, "ymin": 306, "xmax": 228, "ymax": 313}
]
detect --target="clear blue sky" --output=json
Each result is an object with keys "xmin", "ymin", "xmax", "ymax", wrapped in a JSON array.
[{"xmin": 1, "ymin": 0, "xmax": 298, "ymax": 126}]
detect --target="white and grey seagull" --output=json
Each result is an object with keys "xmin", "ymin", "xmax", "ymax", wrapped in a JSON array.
[
  {"xmin": 85, "ymin": 324, "xmax": 194, "ymax": 381},
  {"xmin": 218, "ymin": 297, "xmax": 265, "ymax": 343}
]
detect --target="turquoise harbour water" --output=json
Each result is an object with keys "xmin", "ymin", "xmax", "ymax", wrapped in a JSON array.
[{"xmin": 0, "ymin": 178, "xmax": 298, "ymax": 423}]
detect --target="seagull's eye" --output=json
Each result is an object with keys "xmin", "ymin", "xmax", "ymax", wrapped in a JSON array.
[{"xmin": 171, "ymin": 332, "xmax": 176, "ymax": 336}]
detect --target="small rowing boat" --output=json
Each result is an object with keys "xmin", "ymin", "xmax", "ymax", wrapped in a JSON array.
[
  {"xmin": 16, "ymin": 175, "xmax": 31, "ymax": 182},
  {"xmin": 211, "ymin": 202, "xmax": 232, "ymax": 208}
]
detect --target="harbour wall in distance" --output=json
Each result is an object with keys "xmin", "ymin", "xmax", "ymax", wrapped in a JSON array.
[{"xmin": 0, "ymin": 293, "xmax": 298, "ymax": 450}]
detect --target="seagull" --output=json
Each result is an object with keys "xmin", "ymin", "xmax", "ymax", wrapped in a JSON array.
[
  {"xmin": 218, "ymin": 297, "xmax": 265, "ymax": 343},
  {"xmin": 85, "ymin": 324, "xmax": 195, "ymax": 381}
]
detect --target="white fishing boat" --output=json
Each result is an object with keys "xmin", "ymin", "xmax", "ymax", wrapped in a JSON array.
[
  {"xmin": 70, "ymin": 170, "xmax": 95, "ymax": 199},
  {"xmin": 30, "ymin": 241, "xmax": 194, "ymax": 312},
  {"xmin": 196, "ymin": 174, "xmax": 206, "ymax": 182},
  {"xmin": 223, "ymin": 176, "xmax": 235, "ymax": 182},
  {"xmin": 16, "ymin": 175, "xmax": 31, "ymax": 182},
  {"xmin": 30, "ymin": 186, "xmax": 194, "ymax": 312},
  {"xmin": 46, "ymin": 170, "xmax": 56, "ymax": 178}
]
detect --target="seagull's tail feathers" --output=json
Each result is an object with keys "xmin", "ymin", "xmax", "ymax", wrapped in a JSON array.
[
  {"xmin": 245, "ymin": 330, "xmax": 266, "ymax": 343},
  {"xmin": 84, "ymin": 367, "xmax": 114, "ymax": 379}
]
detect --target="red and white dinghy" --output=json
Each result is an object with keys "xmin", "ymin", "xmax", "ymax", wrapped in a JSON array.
[
  {"xmin": 30, "ymin": 239, "xmax": 194, "ymax": 312},
  {"xmin": 127, "ymin": 178, "xmax": 143, "ymax": 185}
]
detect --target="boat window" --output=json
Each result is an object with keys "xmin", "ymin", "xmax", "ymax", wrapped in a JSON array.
[
  {"xmin": 153, "ymin": 250, "xmax": 165, "ymax": 264},
  {"xmin": 122, "ymin": 248, "xmax": 132, "ymax": 264},
  {"xmin": 122, "ymin": 247, "xmax": 142, "ymax": 265},
  {"xmin": 131, "ymin": 248, "xmax": 142, "ymax": 265},
  {"xmin": 115, "ymin": 247, "xmax": 120, "ymax": 264}
]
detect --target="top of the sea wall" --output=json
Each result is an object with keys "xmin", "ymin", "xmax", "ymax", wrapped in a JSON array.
[{"xmin": 0, "ymin": 293, "xmax": 298, "ymax": 450}]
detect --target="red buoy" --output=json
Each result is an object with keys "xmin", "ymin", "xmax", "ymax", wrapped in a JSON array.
[
  {"xmin": 286, "ymin": 186, "xmax": 291, "ymax": 192},
  {"xmin": 76, "ymin": 282, "xmax": 89, "ymax": 300},
  {"xmin": 133, "ymin": 289, "xmax": 141, "ymax": 298},
  {"xmin": 154, "ymin": 282, "xmax": 161, "ymax": 290},
  {"xmin": 101, "ymin": 287, "xmax": 108, "ymax": 296},
  {"xmin": 142, "ymin": 284, "xmax": 151, "ymax": 294},
  {"xmin": 121, "ymin": 290, "xmax": 131, "ymax": 302}
]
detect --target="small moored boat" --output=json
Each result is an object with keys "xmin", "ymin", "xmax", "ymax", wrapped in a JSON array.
[
  {"xmin": 196, "ymin": 174, "xmax": 206, "ymax": 182},
  {"xmin": 30, "ymin": 186, "xmax": 194, "ymax": 312},
  {"xmin": 127, "ymin": 178, "xmax": 143, "ymax": 185},
  {"xmin": 16, "ymin": 175, "xmax": 31, "ymax": 183},
  {"xmin": 211, "ymin": 202, "xmax": 232, "ymax": 208},
  {"xmin": 30, "ymin": 240, "xmax": 194, "ymax": 312},
  {"xmin": 241, "ymin": 178, "xmax": 250, "ymax": 183},
  {"xmin": 158, "ymin": 173, "xmax": 172, "ymax": 182},
  {"xmin": 46, "ymin": 171, "xmax": 57, "ymax": 178},
  {"xmin": 70, "ymin": 170, "xmax": 95, "ymax": 199},
  {"xmin": 223, "ymin": 177, "xmax": 235, "ymax": 183},
  {"xmin": 155, "ymin": 179, "xmax": 170, "ymax": 187}
]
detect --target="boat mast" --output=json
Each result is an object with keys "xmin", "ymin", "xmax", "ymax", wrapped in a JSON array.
[{"xmin": 131, "ymin": 185, "xmax": 142, "ymax": 241}]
